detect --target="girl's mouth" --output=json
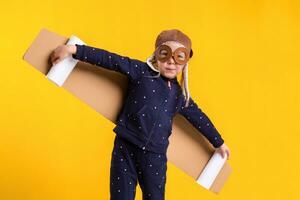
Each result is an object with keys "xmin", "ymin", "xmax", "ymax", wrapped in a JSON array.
[{"xmin": 166, "ymin": 68, "xmax": 176, "ymax": 71}]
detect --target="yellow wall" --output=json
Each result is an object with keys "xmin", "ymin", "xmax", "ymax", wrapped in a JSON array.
[{"xmin": 0, "ymin": 0, "xmax": 299, "ymax": 199}]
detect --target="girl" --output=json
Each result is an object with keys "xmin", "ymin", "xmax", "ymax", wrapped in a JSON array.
[{"xmin": 50, "ymin": 29, "xmax": 230, "ymax": 200}]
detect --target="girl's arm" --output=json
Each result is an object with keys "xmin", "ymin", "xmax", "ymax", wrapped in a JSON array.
[
  {"xmin": 178, "ymin": 96, "xmax": 225, "ymax": 148},
  {"xmin": 51, "ymin": 44, "xmax": 147, "ymax": 82}
]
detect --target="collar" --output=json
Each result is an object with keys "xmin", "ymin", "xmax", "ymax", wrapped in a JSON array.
[{"xmin": 161, "ymin": 75, "xmax": 178, "ymax": 82}]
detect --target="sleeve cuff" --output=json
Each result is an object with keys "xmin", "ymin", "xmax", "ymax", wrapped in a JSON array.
[
  {"xmin": 72, "ymin": 44, "xmax": 84, "ymax": 60},
  {"xmin": 213, "ymin": 138, "xmax": 224, "ymax": 148}
]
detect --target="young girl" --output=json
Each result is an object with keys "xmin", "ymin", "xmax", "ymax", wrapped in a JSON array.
[{"xmin": 50, "ymin": 29, "xmax": 230, "ymax": 200}]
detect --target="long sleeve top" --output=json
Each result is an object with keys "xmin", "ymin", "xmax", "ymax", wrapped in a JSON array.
[{"xmin": 72, "ymin": 44, "xmax": 225, "ymax": 153}]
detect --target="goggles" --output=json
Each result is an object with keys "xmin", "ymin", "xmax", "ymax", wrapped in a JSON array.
[{"xmin": 155, "ymin": 44, "xmax": 190, "ymax": 65}]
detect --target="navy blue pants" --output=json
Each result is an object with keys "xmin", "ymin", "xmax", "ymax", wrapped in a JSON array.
[{"xmin": 110, "ymin": 135, "xmax": 168, "ymax": 200}]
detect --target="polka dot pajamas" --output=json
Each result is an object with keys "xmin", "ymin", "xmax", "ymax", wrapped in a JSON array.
[{"xmin": 110, "ymin": 135, "xmax": 167, "ymax": 200}]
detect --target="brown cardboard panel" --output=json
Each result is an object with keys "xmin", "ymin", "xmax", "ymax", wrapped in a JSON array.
[
  {"xmin": 23, "ymin": 28, "xmax": 232, "ymax": 194},
  {"xmin": 210, "ymin": 163, "xmax": 232, "ymax": 193},
  {"xmin": 168, "ymin": 114, "xmax": 213, "ymax": 179}
]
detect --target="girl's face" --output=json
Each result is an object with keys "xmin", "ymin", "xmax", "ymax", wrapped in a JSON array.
[{"xmin": 155, "ymin": 41, "xmax": 187, "ymax": 79}]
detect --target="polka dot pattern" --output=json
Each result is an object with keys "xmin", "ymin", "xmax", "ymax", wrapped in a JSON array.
[
  {"xmin": 72, "ymin": 44, "xmax": 225, "ymax": 149},
  {"xmin": 110, "ymin": 135, "xmax": 167, "ymax": 200}
]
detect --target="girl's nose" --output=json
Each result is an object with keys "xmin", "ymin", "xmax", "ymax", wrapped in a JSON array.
[{"xmin": 167, "ymin": 56, "xmax": 175, "ymax": 64}]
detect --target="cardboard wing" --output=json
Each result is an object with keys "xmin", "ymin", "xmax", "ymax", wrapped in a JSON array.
[{"xmin": 23, "ymin": 29, "xmax": 232, "ymax": 194}]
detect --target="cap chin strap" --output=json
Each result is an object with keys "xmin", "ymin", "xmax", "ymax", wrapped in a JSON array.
[
  {"xmin": 182, "ymin": 62, "xmax": 190, "ymax": 107},
  {"xmin": 146, "ymin": 54, "xmax": 160, "ymax": 72},
  {"xmin": 144, "ymin": 54, "xmax": 161, "ymax": 78}
]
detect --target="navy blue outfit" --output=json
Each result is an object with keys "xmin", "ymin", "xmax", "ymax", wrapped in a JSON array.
[{"xmin": 72, "ymin": 44, "xmax": 225, "ymax": 200}]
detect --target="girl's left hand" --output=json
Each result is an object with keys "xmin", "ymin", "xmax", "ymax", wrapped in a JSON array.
[{"xmin": 216, "ymin": 143, "xmax": 230, "ymax": 160}]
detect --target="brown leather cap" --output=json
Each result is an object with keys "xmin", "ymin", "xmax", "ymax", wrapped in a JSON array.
[{"xmin": 155, "ymin": 29, "xmax": 193, "ymax": 58}]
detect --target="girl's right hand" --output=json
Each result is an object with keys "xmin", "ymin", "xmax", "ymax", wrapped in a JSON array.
[
  {"xmin": 216, "ymin": 143, "xmax": 230, "ymax": 160},
  {"xmin": 50, "ymin": 44, "xmax": 77, "ymax": 65}
]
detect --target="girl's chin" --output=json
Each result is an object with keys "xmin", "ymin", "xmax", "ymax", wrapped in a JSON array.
[{"xmin": 163, "ymin": 72, "xmax": 177, "ymax": 78}]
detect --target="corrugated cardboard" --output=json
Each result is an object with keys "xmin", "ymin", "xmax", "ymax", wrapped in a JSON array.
[{"xmin": 23, "ymin": 28, "xmax": 232, "ymax": 194}]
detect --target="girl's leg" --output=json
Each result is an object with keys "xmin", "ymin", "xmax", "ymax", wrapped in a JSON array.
[
  {"xmin": 110, "ymin": 136, "xmax": 138, "ymax": 200},
  {"xmin": 137, "ymin": 151, "xmax": 168, "ymax": 200}
]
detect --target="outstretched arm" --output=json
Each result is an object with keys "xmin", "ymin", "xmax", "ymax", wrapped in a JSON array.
[
  {"xmin": 50, "ymin": 44, "xmax": 146, "ymax": 82},
  {"xmin": 178, "ymin": 96, "xmax": 225, "ymax": 148}
]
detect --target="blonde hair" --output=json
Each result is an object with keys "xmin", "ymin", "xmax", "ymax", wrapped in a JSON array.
[{"xmin": 145, "ymin": 54, "xmax": 190, "ymax": 107}]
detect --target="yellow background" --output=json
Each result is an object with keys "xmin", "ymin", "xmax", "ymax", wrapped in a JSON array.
[{"xmin": 0, "ymin": 0, "xmax": 299, "ymax": 199}]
